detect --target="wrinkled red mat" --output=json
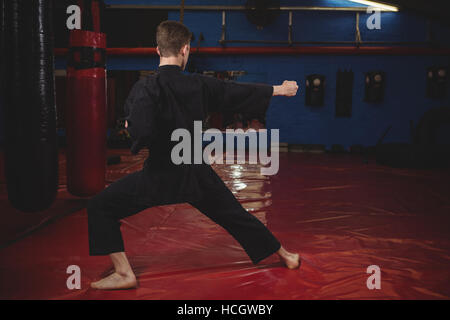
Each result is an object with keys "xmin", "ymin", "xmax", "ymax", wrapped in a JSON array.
[{"xmin": 0, "ymin": 150, "xmax": 449, "ymax": 299}]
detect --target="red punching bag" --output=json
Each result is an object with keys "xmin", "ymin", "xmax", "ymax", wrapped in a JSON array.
[{"xmin": 66, "ymin": 1, "xmax": 107, "ymax": 196}]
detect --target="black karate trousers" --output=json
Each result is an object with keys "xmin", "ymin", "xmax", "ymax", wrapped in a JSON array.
[{"xmin": 87, "ymin": 167, "xmax": 281, "ymax": 265}]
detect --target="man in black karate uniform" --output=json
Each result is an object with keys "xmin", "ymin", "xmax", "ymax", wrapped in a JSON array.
[{"xmin": 88, "ymin": 21, "xmax": 300, "ymax": 290}]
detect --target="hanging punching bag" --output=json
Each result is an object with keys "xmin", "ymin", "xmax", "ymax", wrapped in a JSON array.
[
  {"xmin": 3, "ymin": 0, "xmax": 58, "ymax": 212},
  {"xmin": 0, "ymin": 0, "xmax": 5, "ymax": 120},
  {"xmin": 0, "ymin": 0, "xmax": 5, "ymax": 173},
  {"xmin": 66, "ymin": 0, "xmax": 106, "ymax": 197}
]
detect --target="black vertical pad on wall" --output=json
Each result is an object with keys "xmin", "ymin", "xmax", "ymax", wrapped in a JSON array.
[
  {"xmin": 335, "ymin": 69, "xmax": 354, "ymax": 117},
  {"xmin": 365, "ymin": 71, "xmax": 386, "ymax": 103},
  {"xmin": 305, "ymin": 74, "xmax": 325, "ymax": 107},
  {"xmin": 426, "ymin": 66, "xmax": 448, "ymax": 99}
]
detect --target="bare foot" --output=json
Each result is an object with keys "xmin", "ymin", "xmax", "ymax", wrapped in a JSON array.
[
  {"xmin": 277, "ymin": 246, "xmax": 301, "ymax": 269},
  {"xmin": 91, "ymin": 272, "xmax": 137, "ymax": 290}
]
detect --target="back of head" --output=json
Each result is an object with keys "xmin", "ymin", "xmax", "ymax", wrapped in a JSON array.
[{"xmin": 156, "ymin": 20, "xmax": 192, "ymax": 57}]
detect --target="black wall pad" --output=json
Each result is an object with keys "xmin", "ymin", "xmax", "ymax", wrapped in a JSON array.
[
  {"xmin": 426, "ymin": 66, "xmax": 448, "ymax": 99},
  {"xmin": 335, "ymin": 69, "xmax": 354, "ymax": 117},
  {"xmin": 365, "ymin": 71, "xmax": 386, "ymax": 103},
  {"xmin": 305, "ymin": 74, "xmax": 325, "ymax": 107}
]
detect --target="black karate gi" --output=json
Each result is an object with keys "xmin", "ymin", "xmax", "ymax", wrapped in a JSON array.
[{"xmin": 87, "ymin": 65, "xmax": 281, "ymax": 264}]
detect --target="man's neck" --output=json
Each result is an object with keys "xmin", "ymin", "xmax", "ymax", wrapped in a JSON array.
[{"xmin": 159, "ymin": 57, "xmax": 183, "ymax": 68}]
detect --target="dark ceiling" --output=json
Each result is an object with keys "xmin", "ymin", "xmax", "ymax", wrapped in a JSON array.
[{"xmin": 380, "ymin": 0, "xmax": 450, "ymax": 24}]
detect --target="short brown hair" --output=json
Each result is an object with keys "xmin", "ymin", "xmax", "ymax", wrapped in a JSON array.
[{"xmin": 156, "ymin": 20, "xmax": 192, "ymax": 57}]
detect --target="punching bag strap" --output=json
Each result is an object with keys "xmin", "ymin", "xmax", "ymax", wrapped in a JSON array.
[
  {"xmin": 67, "ymin": 29, "xmax": 106, "ymax": 70},
  {"xmin": 68, "ymin": 46, "xmax": 106, "ymax": 70}
]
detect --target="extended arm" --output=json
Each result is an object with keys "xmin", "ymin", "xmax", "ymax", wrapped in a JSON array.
[
  {"xmin": 200, "ymin": 75, "xmax": 299, "ymax": 120},
  {"xmin": 125, "ymin": 79, "xmax": 299, "ymax": 130}
]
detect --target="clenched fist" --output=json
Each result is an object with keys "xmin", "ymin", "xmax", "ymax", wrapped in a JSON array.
[{"xmin": 273, "ymin": 80, "xmax": 299, "ymax": 97}]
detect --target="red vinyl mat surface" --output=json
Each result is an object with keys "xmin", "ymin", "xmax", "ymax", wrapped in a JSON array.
[{"xmin": 0, "ymin": 150, "xmax": 449, "ymax": 299}]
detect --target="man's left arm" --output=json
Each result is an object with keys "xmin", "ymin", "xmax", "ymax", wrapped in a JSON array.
[{"xmin": 200, "ymin": 76, "xmax": 299, "ymax": 119}]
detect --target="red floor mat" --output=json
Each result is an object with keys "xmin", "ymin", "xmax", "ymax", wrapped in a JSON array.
[{"xmin": 0, "ymin": 151, "xmax": 449, "ymax": 299}]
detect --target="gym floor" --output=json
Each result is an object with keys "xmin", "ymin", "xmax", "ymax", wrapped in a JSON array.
[{"xmin": 1, "ymin": 149, "xmax": 449, "ymax": 300}]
